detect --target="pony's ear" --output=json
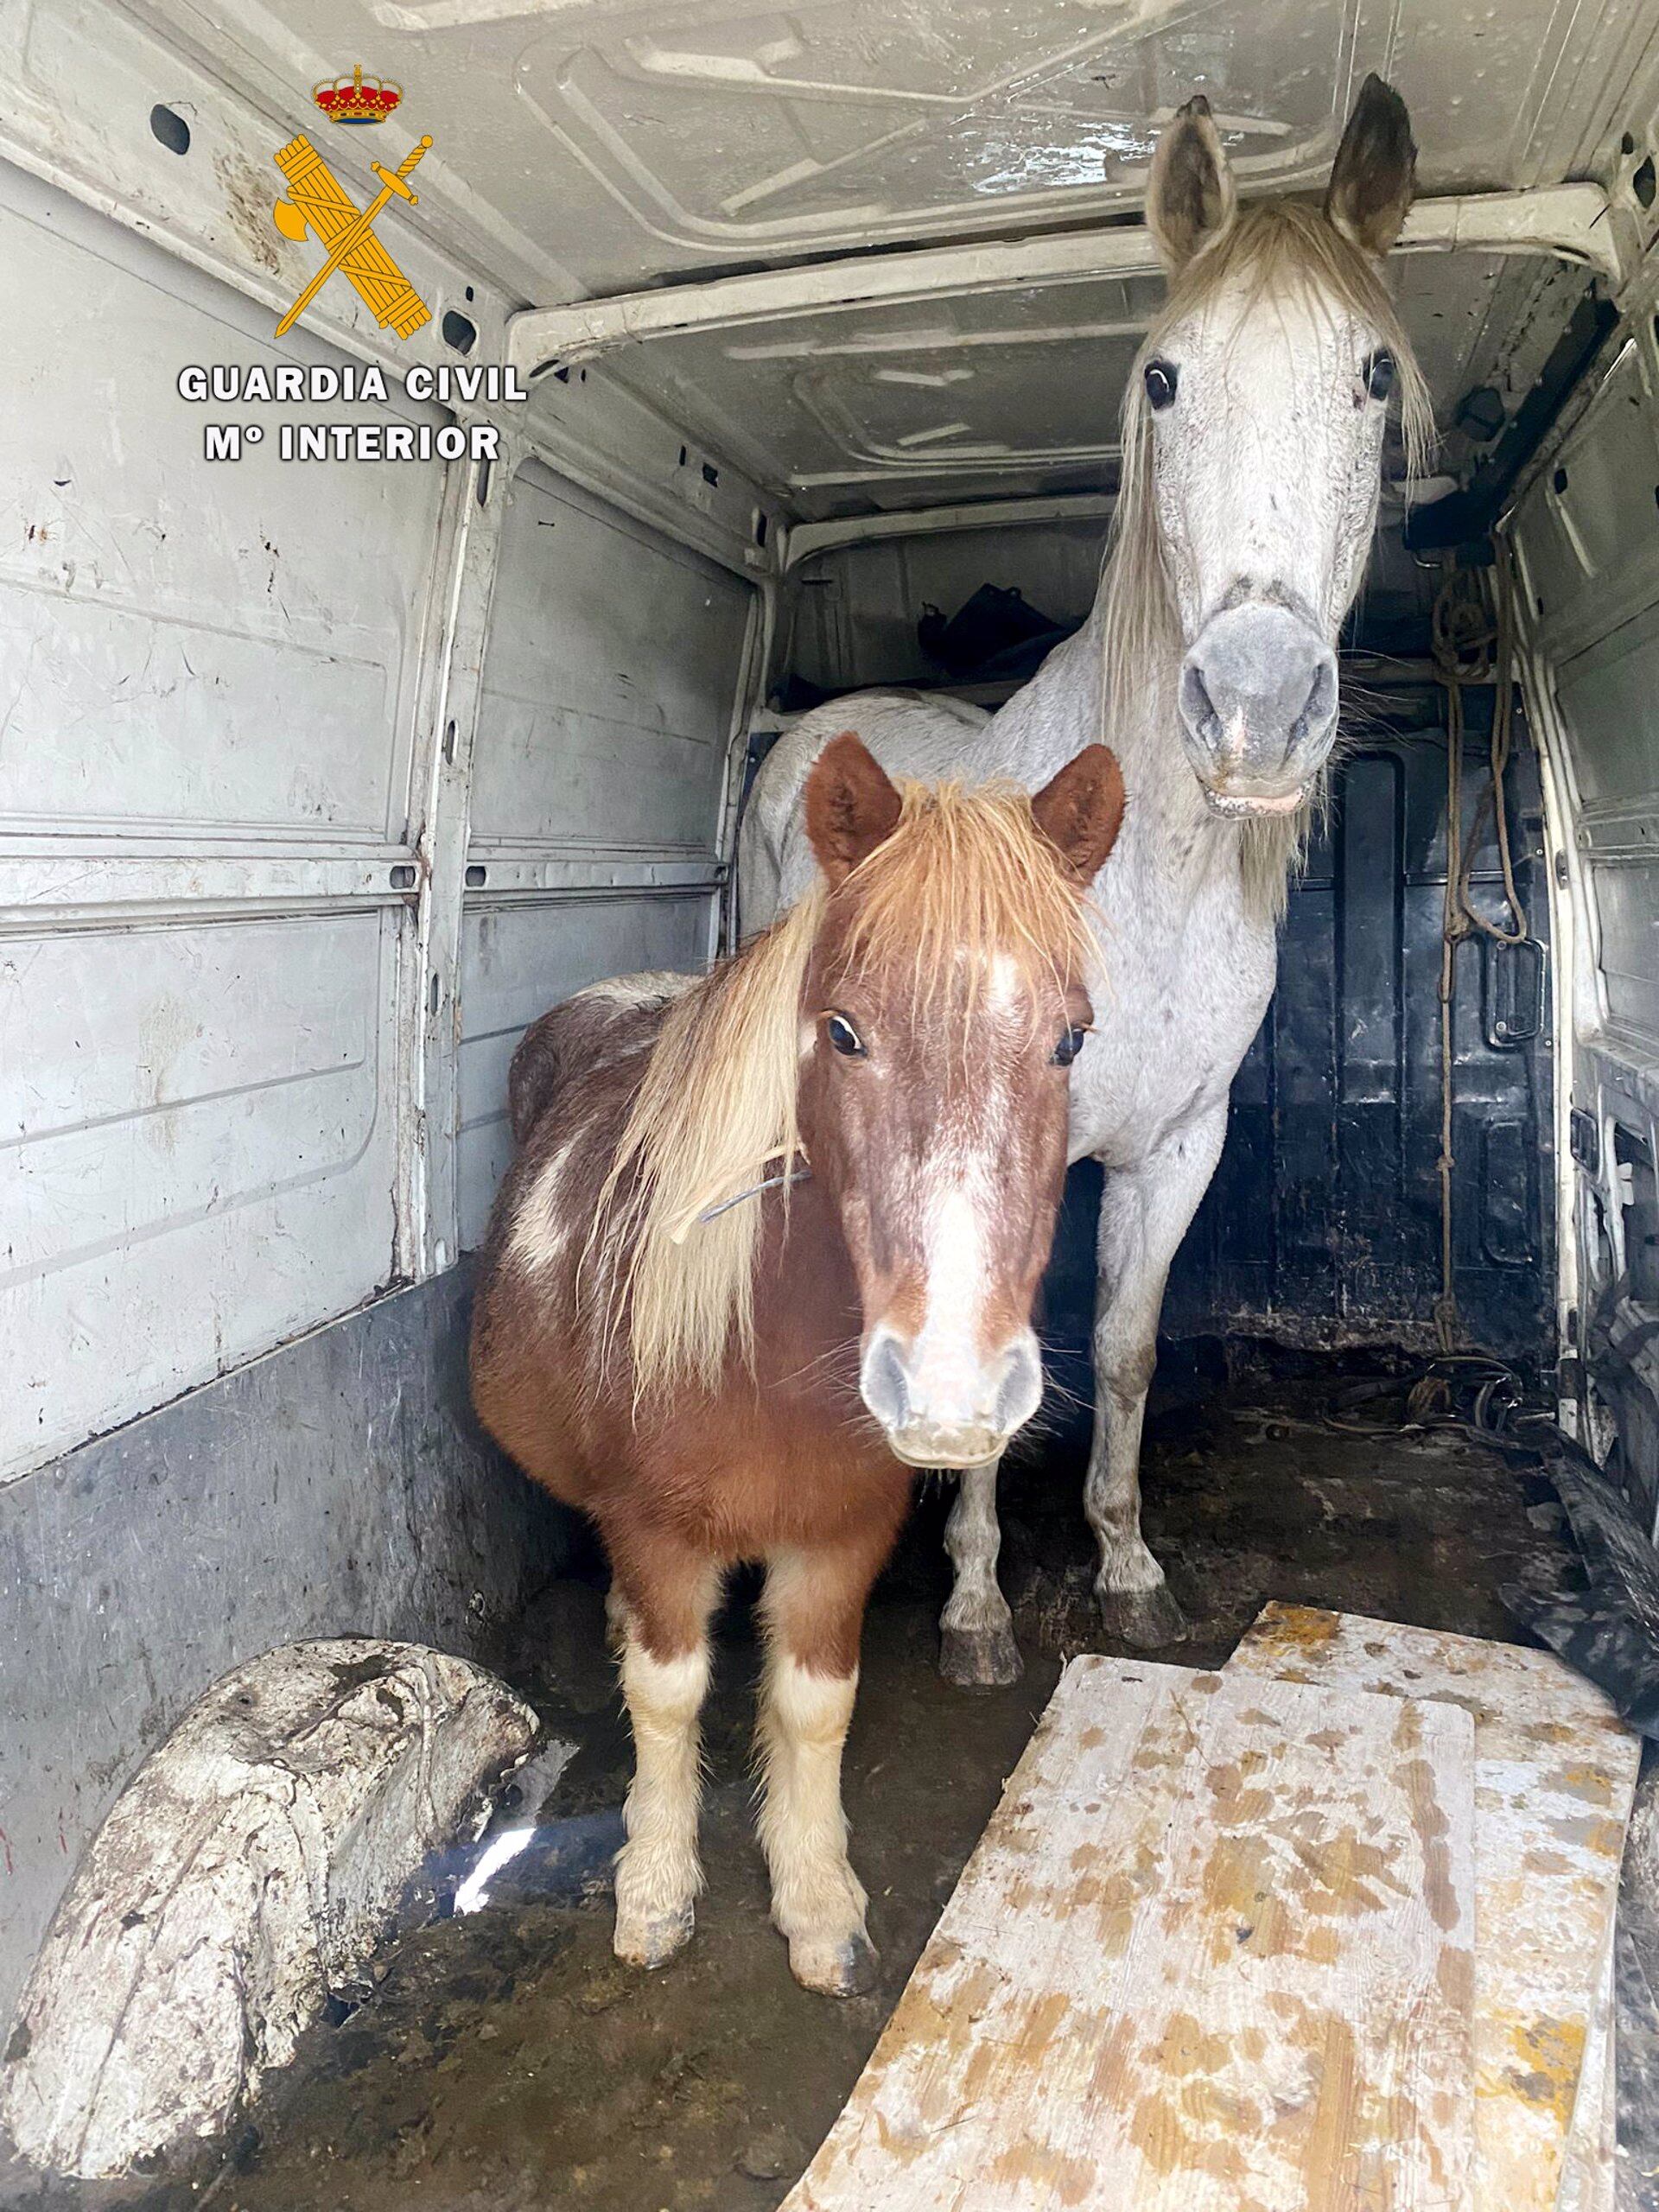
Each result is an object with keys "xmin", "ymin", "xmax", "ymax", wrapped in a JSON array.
[
  {"xmin": 1032, "ymin": 745, "xmax": 1125, "ymax": 884},
  {"xmin": 1145, "ymin": 94, "xmax": 1237, "ymax": 273},
  {"xmin": 1325, "ymin": 74, "xmax": 1416, "ymax": 257},
  {"xmin": 805, "ymin": 732, "xmax": 903, "ymax": 887}
]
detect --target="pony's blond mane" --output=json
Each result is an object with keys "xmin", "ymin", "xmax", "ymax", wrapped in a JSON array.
[
  {"xmin": 1102, "ymin": 200, "xmax": 1433, "ymax": 923},
  {"xmin": 596, "ymin": 779, "xmax": 1094, "ymax": 1404},
  {"xmin": 836, "ymin": 778, "xmax": 1095, "ymax": 1022}
]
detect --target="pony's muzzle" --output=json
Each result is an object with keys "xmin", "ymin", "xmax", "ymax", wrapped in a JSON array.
[
  {"xmin": 1178, "ymin": 603, "xmax": 1337, "ymax": 806},
  {"xmin": 860, "ymin": 1327, "xmax": 1043, "ymax": 1470}
]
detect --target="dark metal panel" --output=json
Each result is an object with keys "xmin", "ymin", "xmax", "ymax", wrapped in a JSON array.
[
  {"xmin": 1274, "ymin": 838, "xmax": 1341, "ymax": 1319},
  {"xmin": 1336, "ymin": 750, "xmax": 1411, "ymax": 1313},
  {"xmin": 1161, "ymin": 692, "xmax": 1554, "ymax": 1358}
]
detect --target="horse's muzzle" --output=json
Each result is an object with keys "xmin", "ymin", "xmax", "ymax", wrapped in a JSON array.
[
  {"xmin": 1178, "ymin": 601, "xmax": 1338, "ymax": 804},
  {"xmin": 860, "ymin": 1328, "xmax": 1043, "ymax": 1470}
]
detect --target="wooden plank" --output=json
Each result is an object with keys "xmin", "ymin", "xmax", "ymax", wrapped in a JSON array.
[
  {"xmin": 1227, "ymin": 1605, "xmax": 1637, "ymax": 2212},
  {"xmin": 1555, "ymin": 1936, "xmax": 1616, "ymax": 2212},
  {"xmin": 787, "ymin": 1658, "xmax": 1476, "ymax": 2212}
]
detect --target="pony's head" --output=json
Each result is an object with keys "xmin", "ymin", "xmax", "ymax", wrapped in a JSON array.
[
  {"xmin": 1108, "ymin": 75, "xmax": 1431, "ymax": 820},
  {"xmin": 799, "ymin": 734, "xmax": 1123, "ymax": 1468},
  {"xmin": 603, "ymin": 735, "xmax": 1122, "ymax": 1461}
]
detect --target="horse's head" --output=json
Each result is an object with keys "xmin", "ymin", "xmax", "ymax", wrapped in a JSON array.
[
  {"xmin": 1117, "ymin": 76, "xmax": 1430, "ymax": 817},
  {"xmin": 798, "ymin": 733, "xmax": 1124, "ymax": 1469}
]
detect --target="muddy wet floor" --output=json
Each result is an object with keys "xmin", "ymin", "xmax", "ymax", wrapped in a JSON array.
[{"xmin": 4, "ymin": 1358, "xmax": 1588, "ymax": 2212}]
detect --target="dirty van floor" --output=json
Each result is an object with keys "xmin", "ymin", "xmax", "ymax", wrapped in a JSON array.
[{"xmin": 5, "ymin": 1361, "xmax": 1592, "ymax": 2212}]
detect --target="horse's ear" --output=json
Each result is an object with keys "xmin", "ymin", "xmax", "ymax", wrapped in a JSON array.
[
  {"xmin": 805, "ymin": 732, "xmax": 903, "ymax": 887},
  {"xmin": 1032, "ymin": 745, "xmax": 1125, "ymax": 884},
  {"xmin": 1145, "ymin": 94, "xmax": 1237, "ymax": 273},
  {"xmin": 1325, "ymin": 74, "xmax": 1416, "ymax": 257}
]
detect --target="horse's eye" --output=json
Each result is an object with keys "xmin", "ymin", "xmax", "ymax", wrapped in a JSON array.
[
  {"xmin": 1143, "ymin": 359, "xmax": 1179, "ymax": 411},
  {"xmin": 824, "ymin": 1012, "xmax": 865, "ymax": 1058},
  {"xmin": 1052, "ymin": 1025, "xmax": 1089, "ymax": 1068},
  {"xmin": 1363, "ymin": 349, "xmax": 1395, "ymax": 402}
]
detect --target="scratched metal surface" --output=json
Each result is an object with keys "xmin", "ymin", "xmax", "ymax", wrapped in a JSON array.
[
  {"xmin": 1228, "ymin": 1604, "xmax": 1640, "ymax": 2212},
  {"xmin": 0, "ymin": 172, "xmax": 441, "ymax": 1484},
  {"xmin": 788, "ymin": 1657, "xmax": 1477, "ymax": 2210},
  {"xmin": 1508, "ymin": 340, "xmax": 1659, "ymax": 1551},
  {"xmin": 455, "ymin": 452, "xmax": 756, "ymax": 1243},
  {"xmin": 127, "ymin": 0, "xmax": 1659, "ymax": 285},
  {"xmin": 5, "ymin": 0, "xmax": 1656, "ymax": 513},
  {"xmin": 0, "ymin": 158, "xmax": 755, "ymax": 1484}
]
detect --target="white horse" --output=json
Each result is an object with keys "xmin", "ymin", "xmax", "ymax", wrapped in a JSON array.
[{"xmin": 740, "ymin": 79, "xmax": 1432, "ymax": 1683}]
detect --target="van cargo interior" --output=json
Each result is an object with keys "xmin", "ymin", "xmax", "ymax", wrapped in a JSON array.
[{"xmin": 7, "ymin": 1, "xmax": 1659, "ymax": 2204}]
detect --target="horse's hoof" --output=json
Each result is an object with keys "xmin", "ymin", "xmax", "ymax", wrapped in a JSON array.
[
  {"xmin": 613, "ymin": 1900, "xmax": 694, "ymax": 1970},
  {"xmin": 939, "ymin": 1620, "xmax": 1023, "ymax": 1688},
  {"xmin": 790, "ymin": 1929, "xmax": 880, "ymax": 1999},
  {"xmin": 1096, "ymin": 1579, "xmax": 1188, "ymax": 1648}
]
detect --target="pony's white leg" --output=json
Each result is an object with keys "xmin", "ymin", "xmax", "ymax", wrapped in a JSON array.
[
  {"xmin": 613, "ymin": 1590, "xmax": 716, "ymax": 1970},
  {"xmin": 1087, "ymin": 1105, "xmax": 1230, "ymax": 1646},
  {"xmin": 939, "ymin": 1459, "xmax": 1021, "ymax": 1687},
  {"xmin": 758, "ymin": 1658, "xmax": 870, "ymax": 1995},
  {"xmin": 757, "ymin": 1548, "xmax": 882, "ymax": 1997}
]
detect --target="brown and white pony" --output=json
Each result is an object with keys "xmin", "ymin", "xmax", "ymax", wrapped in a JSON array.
[{"xmin": 471, "ymin": 734, "xmax": 1123, "ymax": 1994}]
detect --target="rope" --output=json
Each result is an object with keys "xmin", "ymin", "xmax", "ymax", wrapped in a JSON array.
[{"xmin": 1429, "ymin": 560, "xmax": 1531, "ymax": 1352}]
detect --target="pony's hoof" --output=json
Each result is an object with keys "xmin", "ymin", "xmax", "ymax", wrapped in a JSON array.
[
  {"xmin": 790, "ymin": 1929, "xmax": 880, "ymax": 1999},
  {"xmin": 613, "ymin": 1900, "xmax": 694, "ymax": 1970},
  {"xmin": 940, "ymin": 1621, "xmax": 1023, "ymax": 1688},
  {"xmin": 1096, "ymin": 1578, "xmax": 1187, "ymax": 1648}
]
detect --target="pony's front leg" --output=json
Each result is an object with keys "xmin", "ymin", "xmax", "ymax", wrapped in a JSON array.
[
  {"xmin": 1087, "ymin": 1107, "xmax": 1229, "ymax": 1646},
  {"xmin": 611, "ymin": 1562, "xmax": 720, "ymax": 1971},
  {"xmin": 939, "ymin": 1459, "xmax": 1021, "ymax": 1686},
  {"xmin": 757, "ymin": 1544, "xmax": 887, "ymax": 1997}
]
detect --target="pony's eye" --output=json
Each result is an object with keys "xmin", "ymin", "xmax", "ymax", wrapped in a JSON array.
[
  {"xmin": 1143, "ymin": 359, "xmax": 1179, "ymax": 411},
  {"xmin": 824, "ymin": 1012, "xmax": 866, "ymax": 1058},
  {"xmin": 1052, "ymin": 1025, "xmax": 1089, "ymax": 1068},
  {"xmin": 1363, "ymin": 349, "xmax": 1395, "ymax": 402}
]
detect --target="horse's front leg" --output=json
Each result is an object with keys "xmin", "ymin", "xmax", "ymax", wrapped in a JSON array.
[
  {"xmin": 1088, "ymin": 1106, "xmax": 1229, "ymax": 1646},
  {"xmin": 939, "ymin": 1459, "xmax": 1021, "ymax": 1687},
  {"xmin": 610, "ymin": 1556, "xmax": 721, "ymax": 1970},
  {"xmin": 757, "ymin": 1539, "xmax": 890, "ymax": 1997}
]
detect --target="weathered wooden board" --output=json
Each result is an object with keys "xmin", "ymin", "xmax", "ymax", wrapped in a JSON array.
[
  {"xmin": 1227, "ymin": 1605, "xmax": 1638, "ymax": 2212},
  {"xmin": 787, "ymin": 1658, "xmax": 1476, "ymax": 2212},
  {"xmin": 1555, "ymin": 1937, "xmax": 1616, "ymax": 2212}
]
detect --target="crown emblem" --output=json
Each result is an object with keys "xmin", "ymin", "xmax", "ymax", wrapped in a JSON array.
[{"xmin": 312, "ymin": 66, "xmax": 403, "ymax": 125}]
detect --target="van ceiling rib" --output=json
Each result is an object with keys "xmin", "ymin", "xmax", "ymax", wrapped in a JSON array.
[{"xmin": 505, "ymin": 183, "xmax": 1630, "ymax": 378}]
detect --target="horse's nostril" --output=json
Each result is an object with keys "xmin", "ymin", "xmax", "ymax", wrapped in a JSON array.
[
  {"xmin": 1179, "ymin": 661, "xmax": 1223, "ymax": 753},
  {"xmin": 1293, "ymin": 658, "xmax": 1337, "ymax": 749},
  {"xmin": 993, "ymin": 1341, "xmax": 1044, "ymax": 1436},
  {"xmin": 860, "ymin": 1333, "xmax": 910, "ymax": 1430}
]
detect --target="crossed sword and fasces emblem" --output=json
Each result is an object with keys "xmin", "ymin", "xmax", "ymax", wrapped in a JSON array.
[{"xmin": 272, "ymin": 133, "xmax": 434, "ymax": 338}]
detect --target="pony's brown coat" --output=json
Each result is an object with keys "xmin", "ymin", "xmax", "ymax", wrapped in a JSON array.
[
  {"xmin": 471, "ymin": 736, "xmax": 1122, "ymax": 1989},
  {"xmin": 471, "ymin": 740, "xmax": 1122, "ymax": 1662}
]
